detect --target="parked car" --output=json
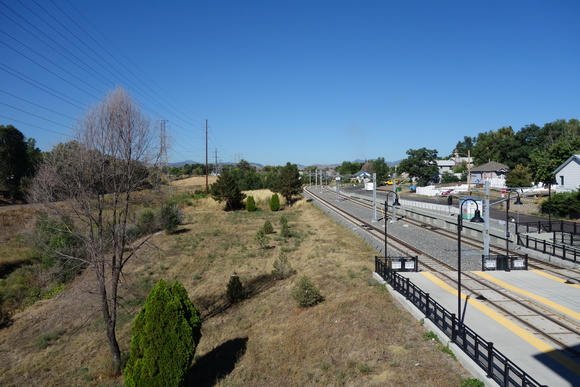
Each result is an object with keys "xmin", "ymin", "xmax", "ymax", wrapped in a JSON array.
[{"xmin": 441, "ymin": 189, "xmax": 454, "ymax": 196}]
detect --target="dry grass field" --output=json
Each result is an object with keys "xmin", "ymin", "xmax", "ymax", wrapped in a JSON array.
[{"xmin": 0, "ymin": 177, "xmax": 472, "ymax": 386}]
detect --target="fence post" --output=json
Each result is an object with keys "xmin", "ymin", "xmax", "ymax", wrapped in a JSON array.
[
  {"xmin": 504, "ymin": 360, "xmax": 509, "ymax": 386},
  {"xmin": 487, "ymin": 342, "xmax": 494, "ymax": 378},
  {"xmin": 425, "ymin": 293, "xmax": 430, "ymax": 317},
  {"xmin": 451, "ymin": 314, "xmax": 457, "ymax": 342}
]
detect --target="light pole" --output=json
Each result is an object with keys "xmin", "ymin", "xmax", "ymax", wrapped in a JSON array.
[
  {"xmin": 384, "ymin": 191, "xmax": 401, "ymax": 258},
  {"xmin": 505, "ymin": 190, "xmax": 523, "ymax": 260},
  {"xmin": 457, "ymin": 199, "xmax": 484, "ymax": 328}
]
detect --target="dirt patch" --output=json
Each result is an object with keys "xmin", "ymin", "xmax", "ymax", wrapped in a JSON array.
[{"xmin": 169, "ymin": 175, "xmax": 217, "ymax": 190}]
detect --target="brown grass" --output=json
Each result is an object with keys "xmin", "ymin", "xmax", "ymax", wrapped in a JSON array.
[{"xmin": 0, "ymin": 188, "xmax": 469, "ymax": 386}]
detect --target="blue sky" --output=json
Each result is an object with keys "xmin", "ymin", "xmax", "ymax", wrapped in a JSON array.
[{"xmin": 2, "ymin": 1, "xmax": 579, "ymax": 166}]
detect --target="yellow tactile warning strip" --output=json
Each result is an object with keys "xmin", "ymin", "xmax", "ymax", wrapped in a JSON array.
[
  {"xmin": 531, "ymin": 269, "xmax": 580, "ymax": 290},
  {"xmin": 420, "ymin": 272, "xmax": 580, "ymax": 376},
  {"xmin": 474, "ymin": 271, "xmax": 580, "ymax": 322}
]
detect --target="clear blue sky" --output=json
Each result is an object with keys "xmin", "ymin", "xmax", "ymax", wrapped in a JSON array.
[{"xmin": 2, "ymin": 1, "xmax": 579, "ymax": 167}]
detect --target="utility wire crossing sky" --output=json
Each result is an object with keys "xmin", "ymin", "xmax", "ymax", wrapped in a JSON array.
[{"xmin": 2, "ymin": 1, "xmax": 579, "ymax": 167}]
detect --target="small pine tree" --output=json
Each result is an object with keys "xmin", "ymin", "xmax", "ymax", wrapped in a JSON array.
[
  {"xmin": 226, "ymin": 273, "xmax": 245, "ymax": 303},
  {"xmin": 272, "ymin": 251, "xmax": 295, "ymax": 280},
  {"xmin": 124, "ymin": 279, "xmax": 201, "ymax": 387},
  {"xmin": 263, "ymin": 220, "xmax": 274, "ymax": 234},
  {"xmin": 281, "ymin": 222, "xmax": 291, "ymax": 238},
  {"xmin": 246, "ymin": 195, "xmax": 257, "ymax": 212},
  {"xmin": 291, "ymin": 275, "xmax": 324, "ymax": 308},
  {"xmin": 270, "ymin": 194, "xmax": 280, "ymax": 211},
  {"xmin": 254, "ymin": 228, "xmax": 269, "ymax": 249}
]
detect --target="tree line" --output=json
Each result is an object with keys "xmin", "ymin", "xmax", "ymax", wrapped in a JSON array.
[{"xmin": 333, "ymin": 119, "xmax": 580, "ymax": 188}]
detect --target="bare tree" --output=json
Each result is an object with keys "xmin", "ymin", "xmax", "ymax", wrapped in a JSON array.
[{"xmin": 29, "ymin": 87, "xmax": 162, "ymax": 375}]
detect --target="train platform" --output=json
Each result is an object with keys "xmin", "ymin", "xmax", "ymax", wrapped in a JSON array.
[{"xmin": 385, "ymin": 269, "xmax": 580, "ymax": 387}]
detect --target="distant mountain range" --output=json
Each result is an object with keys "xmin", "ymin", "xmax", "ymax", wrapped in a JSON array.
[{"xmin": 169, "ymin": 159, "xmax": 402, "ymax": 170}]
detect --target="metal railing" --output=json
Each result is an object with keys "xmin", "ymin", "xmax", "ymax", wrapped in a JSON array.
[
  {"xmin": 375, "ymin": 257, "xmax": 545, "ymax": 387},
  {"xmin": 517, "ymin": 234, "xmax": 579, "ymax": 263},
  {"xmin": 518, "ymin": 220, "xmax": 579, "ymax": 235}
]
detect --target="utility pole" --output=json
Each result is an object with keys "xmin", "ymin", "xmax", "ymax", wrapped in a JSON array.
[
  {"xmin": 205, "ymin": 119, "xmax": 209, "ymax": 195},
  {"xmin": 214, "ymin": 148, "xmax": 218, "ymax": 175},
  {"xmin": 159, "ymin": 120, "xmax": 168, "ymax": 183}
]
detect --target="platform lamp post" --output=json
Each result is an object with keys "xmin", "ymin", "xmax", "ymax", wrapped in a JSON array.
[
  {"xmin": 384, "ymin": 191, "xmax": 401, "ymax": 258},
  {"xmin": 505, "ymin": 190, "xmax": 523, "ymax": 260},
  {"xmin": 457, "ymin": 199, "xmax": 484, "ymax": 329}
]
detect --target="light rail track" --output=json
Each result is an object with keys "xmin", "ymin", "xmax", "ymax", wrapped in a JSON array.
[{"xmin": 305, "ymin": 186, "xmax": 580, "ymax": 360}]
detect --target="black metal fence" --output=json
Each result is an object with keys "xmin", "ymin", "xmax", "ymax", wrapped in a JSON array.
[
  {"xmin": 518, "ymin": 220, "xmax": 579, "ymax": 235},
  {"xmin": 481, "ymin": 254, "xmax": 528, "ymax": 271},
  {"xmin": 374, "ymin": 257, "xmax": 545, "ymax": 387},
  {"xmin": 517, "ymin": 234, "xmax": 579, "ymax": 263}
]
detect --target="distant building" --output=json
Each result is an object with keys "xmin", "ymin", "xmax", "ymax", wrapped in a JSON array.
[
  {"xmin": 553, "ymin": 154, "xmax": 580, "ymax": 192},
  {"xmin": 470, "ymin": 161, "xmax": 509, "ymax": 188},
  {"xmin": 352, "ymin": 171, "xmax": 371, "ymax": 183}
]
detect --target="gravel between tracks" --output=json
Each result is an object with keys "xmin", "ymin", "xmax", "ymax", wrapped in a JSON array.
[{"xmin": 304, "ymin": 188, "xmax": 577, "ymax": 271}]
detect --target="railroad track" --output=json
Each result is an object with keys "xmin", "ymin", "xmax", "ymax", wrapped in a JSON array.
[{"xmin": 304, "ymin": 186, "xmax": 580, "ymax": 359}]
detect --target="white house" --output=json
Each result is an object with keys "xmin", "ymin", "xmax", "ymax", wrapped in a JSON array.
[
  {"xmin": 437, "ymin": 156, "xmax": 473, "ymax": 175},
  {"xmin": 553, "ymin": 154, "xmax": 580, "ymax": 192}
]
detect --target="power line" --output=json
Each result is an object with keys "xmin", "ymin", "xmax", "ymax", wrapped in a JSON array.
[{"xmin": 0, "ymin": 114, "xmax": 72, "ymax": 138}]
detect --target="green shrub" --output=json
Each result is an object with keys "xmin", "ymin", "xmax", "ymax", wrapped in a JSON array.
[
  {"xmin": 136, "ymin": 209, "xmax": 158, "ymax": 235},
  {"xmin": 33, "ymin": 213, "xmax": 85, "ymax": 281},
  {"xmin": 124, "ymin": 279, "xmax": 201, "ymax": 387},
  {"xmin": 254, "ymin": 229, "xmax": 269, "ymax": 250},
  {"xmin": 291, "ymin": 275, "xmax": 323, "ymax": 308},
  {"xmin": 226, "ymin": 274, "xmax": 245, "ymax": 303},
  {"xmin": 159, "ymin": 204, "xmax": 184, "ymax": 234},
  {"xmin": 263, "ymin": 220, "xmax": 274, "ymax": 234},
  {"xmin": 281, "ymin": 222, "xmax": 291, "ymax": 238},
  {"xmin": 460, "ymin": 378, "xmax": 485, "ymax": 387},
  {"xmin": 272, "ymin": 251, "xmax": 295, "ymax": 280},
  {"xmin": 541, "ymin": 189, "xmax": 580, "ymax": 219},
  {"xmin": 246, "ymin": 196, "xmax": 257, "ymax": 212},
  {"xmin": 270, "ymin": 194, "xmax": 280, "ymax": 211}
]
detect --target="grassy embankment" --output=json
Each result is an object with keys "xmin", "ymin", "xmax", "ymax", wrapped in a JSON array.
[{"xmin": 0, "ymin": 176, "xmax": 472, "ymax": 386}]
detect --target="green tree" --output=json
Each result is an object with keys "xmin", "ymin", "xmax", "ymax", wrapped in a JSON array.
[
  {"xmin": 272, "ymin": 251, "xmax": 295, "ymax": 280},
  {"xmin": 440, "ymin": 171, "xmax": 459, "ymax": 184},
  {"xmin": 226, "ymin": 274, "xmax": 245, "ymax": 303},
  {"xmin": 0, "ymin": 125, "xmax": 32, "ymax": 200},
  {"xmin": 263, "ymin": 220, "xmax": 274, "ymax": 234},
  {"xmin": 246, "ymin": 195, "xmax": 257, "ymax": 212},
  {"xmin": 273, "ymin": 162, "xmax": 302, "ymax": 205},
  {"xmin": 452, "ymin": 136, "xmax": 476, "ymax": 158},
  {"xmin": 472, "ymin": 126, "xmax": 517, "ymax": 167},
  {"xmin": 254, "ymin": 228, "xmax": 269, "ymax": 249},
  {"xmin": 270, "ymin": 193, "xmax": 280, "ymax": 211},
  {"xmin": 336, "ymin": 160, "xmax": 363, "ymax": 175},
  {"xmin": 291, "ymin": 275, "xmax": 323, "ymax": 308},
  {"xmin": 371, "ymin": 157, "xmax": 390, "ymax": 182},
  {"xmin": 210, "ymin": 171, "xmax": 246, "ymax": 211},
  {"xmin": 506, "ymin": 164, "xmax": 533, "ymax": 188},
  {"xmin": 398, "ymin": 148, "xmax": 439, "ymax": 186},
  {"xmin": 124, "ymin": 279, "xmax": 201, "ymax": 387}
]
